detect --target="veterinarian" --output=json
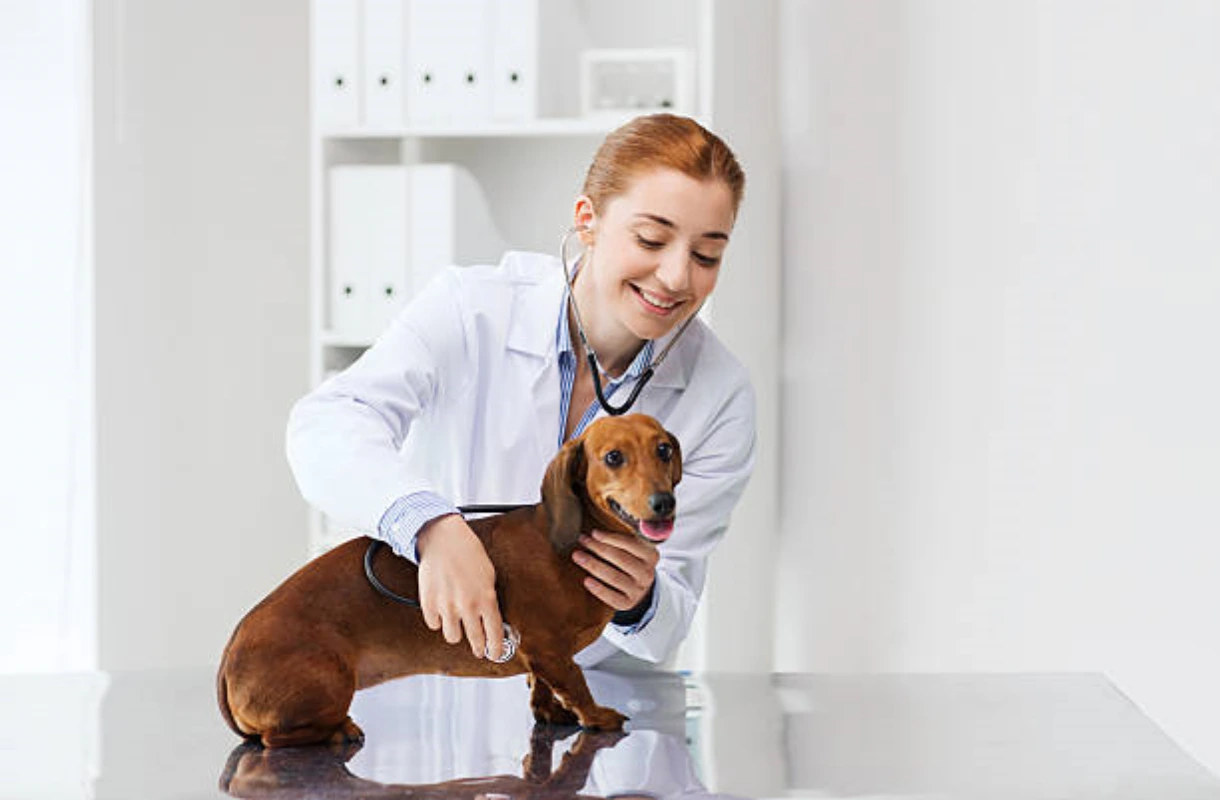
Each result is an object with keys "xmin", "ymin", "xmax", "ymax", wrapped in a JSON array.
[{"xmin": 286, "ymin": 113, "xmax": 756, "ymax": 668}]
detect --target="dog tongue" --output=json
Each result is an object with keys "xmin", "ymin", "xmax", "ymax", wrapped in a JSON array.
[{"xmin": 640, "ymin": 519, "xmax": 674, "ymax": 543}]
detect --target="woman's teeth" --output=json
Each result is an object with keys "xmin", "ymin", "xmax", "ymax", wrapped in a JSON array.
[{"xmin": 637, "ymin": 286, "xmax": 679, "ymax": 310}]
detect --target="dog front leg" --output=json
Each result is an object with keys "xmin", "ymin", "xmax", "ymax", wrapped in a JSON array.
[
  {"xmin": 524, "ymin": 658, "xmax": 627, "ymax": 731},
  {"xmin": 527, "ymin": 672, "xmax": 579, "ymax": 726}
]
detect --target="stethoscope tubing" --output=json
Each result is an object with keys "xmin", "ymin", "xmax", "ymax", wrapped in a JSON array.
[{"xmin": 559, "ymin": 228, "xmax": 700, "ymax": 417}]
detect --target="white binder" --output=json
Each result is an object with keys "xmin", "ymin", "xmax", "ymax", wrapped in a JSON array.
[
  {"xmin": 312, "ymin": 0, "xmax": 361, "ymax": 130},
  {"xmin": 366, "ymin": 169, "xmax": 410, "ymax": 333},
  {"xmin": 406, "ymin": 0, "xmax": 494, "ymax": 126},
  {"xmin": 447, "ymin": 0, "xmax": 493, "ymax": 124},
  {"xmin": 328, "ymin": 166, "xmax": 409, "ymax": 340},
  {"xmin": 404, "ymin": 0, "xmax": 450, "ymax": 125},
  {"xmin": 407, "ymin": 163, "xmax": 506, "ymax": 292},
  {"xmin": 490, "ymin": 0, "xmax": 538, "ymax": 121},
  {"xmin": 362, "ymin": 0, "xmax": 406, "ymax": 129}
]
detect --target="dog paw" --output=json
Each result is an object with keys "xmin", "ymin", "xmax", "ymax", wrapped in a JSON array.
[
  {"xmin": 578, "ymin": 707, "xmax": 628, "ymax": 732},
  {"xmin": 532, "ymin": 704, "xmax": 580, "ymax": 726},
  {"xmin": 327, "ymin": 717, "xmax": 365, "ymax": 751}
]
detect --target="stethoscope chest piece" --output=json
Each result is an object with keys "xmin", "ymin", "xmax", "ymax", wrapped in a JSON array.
[{"xmin": 487, "ymin": 623, "xmax": 520, "ymax": 663}]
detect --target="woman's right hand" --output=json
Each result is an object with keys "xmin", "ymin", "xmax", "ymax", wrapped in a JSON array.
[{"xmin": 415, "ymin": 514, "xmax": 505, "ymax": 661}]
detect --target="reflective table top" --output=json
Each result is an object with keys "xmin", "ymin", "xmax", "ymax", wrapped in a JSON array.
[{"xmin": 3, "ymin": 666, "xmax": 1218, "ymax": 799}]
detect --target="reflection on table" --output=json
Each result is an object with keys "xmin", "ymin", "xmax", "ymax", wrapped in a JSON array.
[{"xmin": 220, "ymin": 668, "xmax": 745, "ymax": 800}]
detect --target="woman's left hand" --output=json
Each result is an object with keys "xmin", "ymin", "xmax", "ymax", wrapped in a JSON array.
[{"xmin": 572, "ymin": 530, "xmax": 659, "ymax": 611}]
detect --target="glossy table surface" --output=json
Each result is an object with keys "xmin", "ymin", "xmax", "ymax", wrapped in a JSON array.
[{"xmin": 4, "ymin": 666, "xmax": 1219, "ymax": 799}]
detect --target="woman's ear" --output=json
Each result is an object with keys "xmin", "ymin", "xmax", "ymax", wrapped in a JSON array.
[
  {"xmin": 541, "ymin": 436, "xmax": 586, "ymax": 547},
  {"xmin": 573, "ymin": 196, "xmax": 597, "ymax": 246}
]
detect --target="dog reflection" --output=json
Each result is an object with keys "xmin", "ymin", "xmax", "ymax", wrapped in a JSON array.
[{"xmin": 220, "ymin": 724, "xmax": 624, "ymax": 799}]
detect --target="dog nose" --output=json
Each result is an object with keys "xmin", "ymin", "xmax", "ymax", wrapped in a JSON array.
[{"xmin": 649, "ymin": 492, "xmax": 675, "ymax": 518}]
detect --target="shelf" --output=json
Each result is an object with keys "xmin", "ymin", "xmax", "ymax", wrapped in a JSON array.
[
  {"xmin": 318, "ymin": 330, "xmax": 376, "ymax": 348},
  {"xmin": 318, "ymin": 112, "xmax": 700, "ymax": 140}
]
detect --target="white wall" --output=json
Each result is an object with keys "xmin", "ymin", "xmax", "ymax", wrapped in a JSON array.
[
  {"xmin": 93, "ymin": 0, "xmax": 310, "ymax": 669},
  {"xmin": 0, "ymin": 0, "xmax": 95, "ymax": 673},
  {"xmin": 778, "ymin": 0, "xmax": 1220, "ymax": 777}
]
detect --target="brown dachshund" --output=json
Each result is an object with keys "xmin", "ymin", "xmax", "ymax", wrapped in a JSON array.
[{"xmin": 217, "ymin": 413, "xmax": 682, "ymax": 747}]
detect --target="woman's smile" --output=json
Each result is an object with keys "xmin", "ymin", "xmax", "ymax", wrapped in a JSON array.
[{"xmin": 630, "ymin": 283, "xmax": 684, "ymax": 316}]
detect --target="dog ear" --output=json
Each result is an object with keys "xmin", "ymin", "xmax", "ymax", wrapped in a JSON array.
[
  {"xmin": 542, "ymin": 436, "xmax": 586, "ymax": 543},
  {"xmin": 666, "ymin": 429, "xmax": 683, "ymax": 486}
]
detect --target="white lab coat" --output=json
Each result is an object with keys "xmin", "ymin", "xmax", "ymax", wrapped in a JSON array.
[{"xmin": 286, "ymin": 250, "xmax": 757, "ymax": 667}]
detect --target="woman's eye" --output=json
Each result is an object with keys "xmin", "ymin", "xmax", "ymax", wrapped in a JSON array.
[
  {"xmin": 657, "ymin": 442, "xmax": 673, "ymax": 462},
  {"xmin": 693, "ymin": 252, "xmax": 720, "ymax": 267},
  {"xmin": 604, "ymin": 450, "xmax": 624, "ymax": 468},
  {"xmin": 636, "ymin": 236, "xmax": 664, "ymax": 250}
]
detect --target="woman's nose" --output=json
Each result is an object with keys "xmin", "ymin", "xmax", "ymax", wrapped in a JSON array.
[{"xmin": 654, "ymin": 249, "xmax": 691, "ymax": 293}]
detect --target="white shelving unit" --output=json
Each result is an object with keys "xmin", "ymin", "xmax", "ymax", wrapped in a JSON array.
[{"xmin": 307, "ymin": 0, "xmax": 779, "ymax": 670}]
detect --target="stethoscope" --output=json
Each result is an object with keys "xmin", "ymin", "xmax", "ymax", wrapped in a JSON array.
[
  {"xmin": 363, "ymin": 503, "xmax": 528, "ymax": 664},
  {"xmin": 363, "ymin": 229, "xmax": 703, "ymax": 663},
  {"xmin": 559, "ymin": 226, "xmax": 703, "ymax": 416}
]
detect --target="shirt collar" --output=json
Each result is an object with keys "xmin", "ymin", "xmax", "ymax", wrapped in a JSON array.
[{"xmin": 556, "ymin": 287, "xmax": 655, "ymax": 384}]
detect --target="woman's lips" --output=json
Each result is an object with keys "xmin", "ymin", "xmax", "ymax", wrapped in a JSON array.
[{"xmin": 631, "ymin": 284, "xmax": 683, "ymax": 316}]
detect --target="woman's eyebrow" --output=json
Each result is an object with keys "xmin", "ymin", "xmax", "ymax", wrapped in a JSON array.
[{"xmin": 633, "ymin": 213, "xmax": 729, "ymax": 241}]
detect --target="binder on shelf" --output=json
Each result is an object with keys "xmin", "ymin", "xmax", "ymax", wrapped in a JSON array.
[
  {"xmin": 490, "ymin": 0, "xmax": 538, "ymax": 122},
  {"xmin": 447, "ymin": 0, "xmax": 493, "ymax": 123},
  {"xmin": 406, "ymin": 0, "xmax": 497, "ymax": 126},
  {"xmin": 404, "ymin": 0, "xmax": 451, "ymax": 125},
  {"xmin": 367, "ymin": 170, "xmax": 410, "ymax": 334},
  {"xmin": 407, "ymin": 163, "xmax": 507, "ymax": 293},
  {"xmin": 328, "ymin": 163, "xmax": 506, "ymax": 343},
  {"xmin": 312, "ymin": 0, "xmax": 361, "ymax": 129},
  {"xmin": 328, "ymin": 166, "xmax": 409, "ymax": 340},
  {"xmin": 361, "ymin": 0, "xmax": 406, "ymax": 128}
]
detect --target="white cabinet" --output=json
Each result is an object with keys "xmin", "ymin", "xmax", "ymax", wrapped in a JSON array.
[{"xmin": 307, "ymin": 0, "xmax": 780, "ymax": 671}]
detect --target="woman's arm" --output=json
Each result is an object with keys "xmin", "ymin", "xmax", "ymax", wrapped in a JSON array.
[
  {"xmin": 284, "ymin": 270, "xmax": 509, "ymax": 662},
  {"xmin": 285, "ymin": 269, "xmax": 468, "ymax": 539}
]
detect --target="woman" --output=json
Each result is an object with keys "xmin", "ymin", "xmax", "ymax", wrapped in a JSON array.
[{"xmin": 287, "ymin": 113, "xmax": 756, "ymax": 668}]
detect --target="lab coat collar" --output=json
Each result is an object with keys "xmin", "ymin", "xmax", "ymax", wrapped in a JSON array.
[{"xmin": 503, "ymin": 254, "xmax": 697, "ymax": 391}]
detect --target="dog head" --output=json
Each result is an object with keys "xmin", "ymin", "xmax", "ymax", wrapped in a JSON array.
[{"xmin": 541, "ymin": 414, "xmax": 682, "ymax": 547}]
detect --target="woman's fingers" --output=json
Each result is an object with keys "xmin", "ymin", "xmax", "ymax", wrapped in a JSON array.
[
  {"xmin": 417, "ymin": 515, "xmax": 502, "ymax": 659},
  {"xmin": 572, "ymin": 530, "xmax": 658, "ymax": 609}
]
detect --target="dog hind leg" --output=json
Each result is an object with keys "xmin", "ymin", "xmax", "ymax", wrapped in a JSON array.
[{"xmin": 231, "ymin": 650, "xmax": 362, "ymax": 748}]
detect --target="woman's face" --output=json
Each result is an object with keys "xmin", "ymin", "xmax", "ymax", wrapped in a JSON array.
[{"xmin": 578, "ymin": 168, "xmax": 736, "ymax": 343}]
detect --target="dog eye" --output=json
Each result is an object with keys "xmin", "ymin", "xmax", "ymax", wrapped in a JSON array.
[
  {"xmin": 657, "ymin": 442, "xmax": 673, "ymax": 462},
  {"xmin": 604, "ymin": 450, "xmax": 624, "ymax": 468}
]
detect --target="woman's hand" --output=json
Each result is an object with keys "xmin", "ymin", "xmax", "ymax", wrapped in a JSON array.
[
  {"xmin": 416, "ymin": 514, "xmax": 505, "ymax": 661},
  {"xmin": 571, "ymin": 530, "xmax": 660, "ymax": 612}
]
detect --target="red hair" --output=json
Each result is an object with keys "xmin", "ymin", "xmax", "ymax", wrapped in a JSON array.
[{"xmin": 581, "ymin": 114, "xmax": 745, "ymax": 217}]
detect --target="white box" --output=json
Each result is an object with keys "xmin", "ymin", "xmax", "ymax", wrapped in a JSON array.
[
  {"xmin": 580, "ymin": 48, "xmax": 695, "ymax": 119},
  {"xmin": 362, "ymin": 0, "xmax": 406, "ymax": 128},
  {"xmin": 312, "ymin": 0, "xmax": 361, "ymax": 129}
]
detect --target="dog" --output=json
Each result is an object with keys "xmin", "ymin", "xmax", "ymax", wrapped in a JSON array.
[{"xmin": 217, "ymin": 413, "xmax": 682, "ymax": 747}]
